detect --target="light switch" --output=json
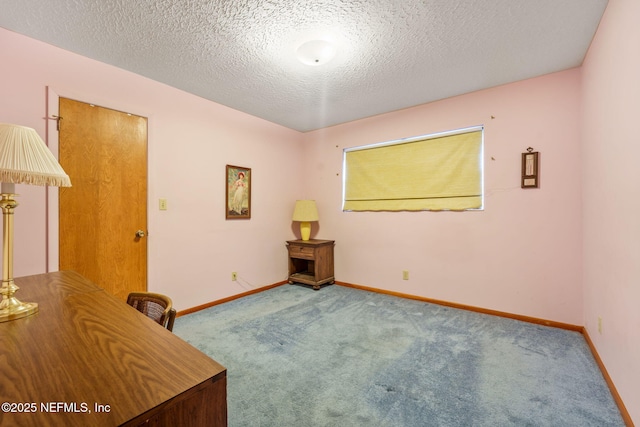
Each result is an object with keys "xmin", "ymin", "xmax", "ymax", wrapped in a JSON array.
[{"xmin": 159, "ymin": 198, "xmax": 168, "ymax": 211}]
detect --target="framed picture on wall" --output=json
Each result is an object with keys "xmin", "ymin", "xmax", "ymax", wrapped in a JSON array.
[
  {"xmin": 521, "ymin": 149, "xmax": 539, "ymax": 188},
  {"xmin": 226, "ymin": 165, "xmax": 251, "ymax": 219}
]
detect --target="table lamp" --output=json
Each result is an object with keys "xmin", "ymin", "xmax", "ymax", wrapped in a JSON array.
[
  {"xmin": 0, "ymin": 123, "xmax": 71, "ymax": 322},
  {"xmin": 292, "ymin": 200, "xmax": 319, "ymax": 241}
]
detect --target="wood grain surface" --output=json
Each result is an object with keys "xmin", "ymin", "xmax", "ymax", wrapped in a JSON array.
[{"xmin": 0, "ymin": 271, "xmax": 226, "ymax": 427}]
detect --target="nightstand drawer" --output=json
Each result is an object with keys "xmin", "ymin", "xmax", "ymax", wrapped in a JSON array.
[{"xmin": 288, "ymin": 245, "xmax": 315, "ymax": 259}]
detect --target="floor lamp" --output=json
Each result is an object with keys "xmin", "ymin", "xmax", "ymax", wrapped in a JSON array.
[{"xmin": 0, "ymin": 123, "xmax": 71, "ymax": 323}]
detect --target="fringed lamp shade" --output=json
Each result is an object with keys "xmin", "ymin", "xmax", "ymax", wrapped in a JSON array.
[
  {"xmin": 0, "ymin": 123, "xmax": 71, "ymax": 323},
  {"xmin": 292, "ymin": 200, "xmax": 319, "ymax": 241},
  {"xmin": 0, "ymin": 124, "xmax": 71, "ymax": 187}
]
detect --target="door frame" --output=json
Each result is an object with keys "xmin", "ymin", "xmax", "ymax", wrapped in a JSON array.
[{"xmin": 45, "ymin": 86, "xmax": 61, "ymax": 273}]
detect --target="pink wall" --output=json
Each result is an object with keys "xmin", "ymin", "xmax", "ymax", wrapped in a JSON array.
[
  {"xmin": 0, "ymin": 27, "xmax": 304, "ymax": 310},
  {"xmin": 303, "ymin": 69, "xmax": 584, "ymax": 325},
  {"xmin": 582, "ymin": 0, "xmax": 640, "ymax": 422}
]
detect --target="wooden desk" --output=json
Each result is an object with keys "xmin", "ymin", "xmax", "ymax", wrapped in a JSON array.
[{"xmin": 0, "ymin": 271, "xmax": 227, "ymax": 427}]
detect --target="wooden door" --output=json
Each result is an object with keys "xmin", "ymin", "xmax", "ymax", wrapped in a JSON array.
[{"xmin": 58, "ymin": 98, "xmax": 148, "ymax": 300}]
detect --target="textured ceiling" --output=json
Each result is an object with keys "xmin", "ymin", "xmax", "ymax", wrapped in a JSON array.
[{"xmin": 0, "ymin": 0, "xmax": 608, "ymax": 132}]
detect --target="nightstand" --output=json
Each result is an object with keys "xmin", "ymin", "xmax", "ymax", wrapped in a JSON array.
[{"xmin": 286, "ymin": 239, "xmax": 335, "ymax": 290}]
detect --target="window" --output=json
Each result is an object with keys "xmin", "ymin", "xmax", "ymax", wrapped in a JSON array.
[{"xmin": 342, "ymin": 126, "xmax": 483, "ymax": 211}]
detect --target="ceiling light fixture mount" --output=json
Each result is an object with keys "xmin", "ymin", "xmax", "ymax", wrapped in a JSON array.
[{"xmin": 296, "ymin": 39, "xmax": 336, "ymax": 66}]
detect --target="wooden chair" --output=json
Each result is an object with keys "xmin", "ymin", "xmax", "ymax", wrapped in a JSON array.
[{"xmin": 126, "ymin": 292, "xmax": 176, "ymax": 332}]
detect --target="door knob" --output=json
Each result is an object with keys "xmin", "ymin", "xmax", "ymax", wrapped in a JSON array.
[{"xmin": 135, "ymin": 230, "xmax": 146, "ymax": 238}]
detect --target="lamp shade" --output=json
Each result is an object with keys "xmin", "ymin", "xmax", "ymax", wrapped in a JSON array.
[
  {"xmin": 292, "ymin": 200, "xmax": 319, "ymax": 222},
  {"xmin": 0, "ymin": 123, "xmax": 71, "ymax": 187}
]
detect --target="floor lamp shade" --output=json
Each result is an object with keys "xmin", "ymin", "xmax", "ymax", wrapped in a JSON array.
[
  {"xmin": 0, "ymin": 123, "xmax": 71, "ymax": 322},
  {"xmin": 292, "ymin": 200, "xmax": 319, "ymax": 241}
]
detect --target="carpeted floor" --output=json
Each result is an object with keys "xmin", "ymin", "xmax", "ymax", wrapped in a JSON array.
[{"xmin": 174, "ymin": 284, "xmax": 624, "ymax": 427}]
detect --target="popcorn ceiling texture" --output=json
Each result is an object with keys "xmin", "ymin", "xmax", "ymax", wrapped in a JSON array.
[{"xmin": 0, "ymin": 0, "xmax": 608, "ymax": 132}]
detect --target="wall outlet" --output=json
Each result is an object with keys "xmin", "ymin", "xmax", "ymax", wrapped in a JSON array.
[
  {"xmin": 231, "ymin": 272, "xmax": 237, "ymax": 281},
  {"xmin": 598, "ymin": 316, "xmax": 602, "ymax": 334},
  {"xmin": 402, "ymin": 270, "xmax": 409, "ymax": 280},
  {"xmin": 159, "ymin": 198, "xmax": 168, "ymax": 211}
]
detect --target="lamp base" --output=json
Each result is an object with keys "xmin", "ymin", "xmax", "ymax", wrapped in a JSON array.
[
  {"xmin": 0, "ymin": 283, "xmax": 39, "ymax": 322},
  {"xmin": 0, "ymin": 190, "xmax": 38, "ymax": 322},
  {"xmin": 0, "ymin": 300, "xmax": 38, "ymax": 322},
  {"xmin": 300, "ymin": 221, "xmax": 311, "ymax": 241}
]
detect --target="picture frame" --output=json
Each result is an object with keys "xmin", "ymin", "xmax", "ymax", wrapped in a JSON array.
[
  {"xmin": 226, "ymin": 165, "xmax": 251, "ymax": 219},
  {"xmin": 521, "ymin": 149, "xmax": 539, "ymax": 188}
]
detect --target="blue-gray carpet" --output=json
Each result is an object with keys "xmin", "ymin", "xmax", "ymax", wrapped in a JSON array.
[{"xmin": 174, "ymin": 284, "xmax": 624, "ymax": 426}]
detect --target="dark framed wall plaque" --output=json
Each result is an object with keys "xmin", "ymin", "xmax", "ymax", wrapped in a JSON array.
[{"xmin": 521, "ymin": 149, "xmax": 539, "ymax": 188}]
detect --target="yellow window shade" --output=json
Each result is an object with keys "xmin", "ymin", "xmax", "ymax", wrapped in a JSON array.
[{"xmin": 343, "ymin": 128, "xmax": 483, "ymax": 211}]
